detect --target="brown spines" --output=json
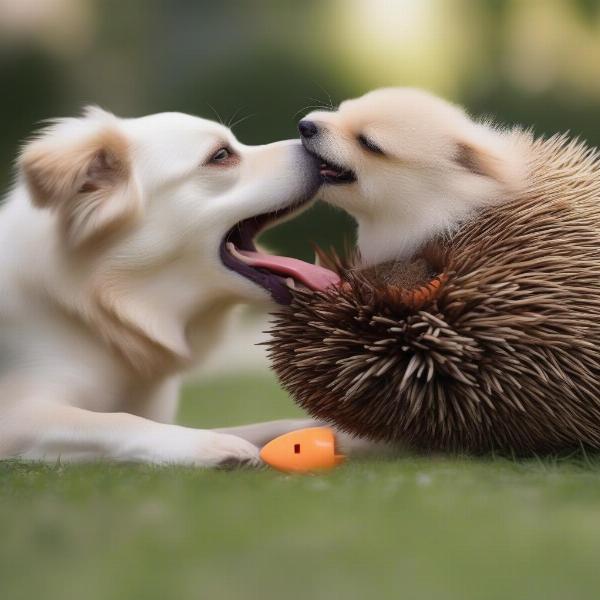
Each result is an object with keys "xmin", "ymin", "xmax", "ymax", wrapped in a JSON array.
[{"xmin": 268, "ymin": 133, "xmax": 600, "ymax": 455}]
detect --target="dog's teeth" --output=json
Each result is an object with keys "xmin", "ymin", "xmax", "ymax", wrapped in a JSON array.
[
  {"xmin": 314, "ymin": 252, "xmax": 321, "ymax": 267},
  {"xmin": 286, "ymin": 278, "xmax": 296, "ymax": 289},
  {"xmin": 226, "ymin": 242, "xmax": 235, "ymax": 252}
]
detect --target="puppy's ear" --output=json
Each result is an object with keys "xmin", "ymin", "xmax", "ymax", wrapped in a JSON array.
[
  {"xmin": 454, "ymin": 141, "xmax": 504, "ymax": 182},
  {"xmin": 19, "ymin": 118, "xmax": 142, "ymax": 248}
]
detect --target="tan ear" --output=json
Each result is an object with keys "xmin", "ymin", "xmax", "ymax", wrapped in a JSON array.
[
  {"xmin": 20, "ymin": 125, "xmax": 141, "ymax": 248},
  {"xmin": 455, "ymin": 141, "xmax": 504, "ymax": 182}
]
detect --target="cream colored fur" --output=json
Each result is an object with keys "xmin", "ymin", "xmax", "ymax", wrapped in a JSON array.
[
  {"xmin": 0, "ymin": 107, "xmax": 325, "ymax": 467},
  {"xmin": 302, "ymin": 88, "xmax": 529, "ymax": 265}
]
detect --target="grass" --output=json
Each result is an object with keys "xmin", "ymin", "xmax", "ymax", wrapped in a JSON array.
[{"xmin": 3, "ymin": 375, "xmax": 600, "ymax": 600}]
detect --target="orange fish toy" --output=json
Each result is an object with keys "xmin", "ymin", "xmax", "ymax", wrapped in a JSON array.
[{"xmin": 260, "ymin": 427, "xmax": 345, "ymax": 473}]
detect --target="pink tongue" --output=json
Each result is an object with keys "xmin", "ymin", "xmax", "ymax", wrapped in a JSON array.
[{"xmin": 236, "ymin": 249, "xmax": 340, "ymax": 291}]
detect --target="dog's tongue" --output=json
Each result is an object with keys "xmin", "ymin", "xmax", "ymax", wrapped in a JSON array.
[{"xmin": 235, "ymin": 248, "xmax": 340, "ymax": 291}]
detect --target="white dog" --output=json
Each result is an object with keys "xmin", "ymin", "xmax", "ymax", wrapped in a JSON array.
[
  {"xmin": 299, "ymin": 87, "xmax": 527, "ymax": 265},
  {"xmin": 0, "ymin": 106, "xmax": 342, "ymax": 467}
]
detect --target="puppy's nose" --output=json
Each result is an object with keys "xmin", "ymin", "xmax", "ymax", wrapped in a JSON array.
[{"xmin": 298, "ymin": 120, "xmax": 319, "ymax": 139}]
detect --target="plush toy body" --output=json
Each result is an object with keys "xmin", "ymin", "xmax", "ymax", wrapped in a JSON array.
[{"xmin": 269, "ymin": 134, "xmax": 600, "ymax": 455}]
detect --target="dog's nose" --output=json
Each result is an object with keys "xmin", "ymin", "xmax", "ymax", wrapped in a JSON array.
[{"xmin": 298, "ymin": 120, "xmax": 319, "ymax": 139}]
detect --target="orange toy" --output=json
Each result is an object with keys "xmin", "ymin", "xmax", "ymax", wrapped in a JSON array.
[{"xmin": 260, "ymin": 427, "xmax": 345, "ymax": 473}]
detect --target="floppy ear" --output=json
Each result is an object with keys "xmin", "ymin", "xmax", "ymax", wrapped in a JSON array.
[
  {"xmin": 455, "ymin": 141, "xmax": 504, "ymax": 182},
  {"xmin": 19, "ymin": 120, "xmax": 142, "ymax": 248}
]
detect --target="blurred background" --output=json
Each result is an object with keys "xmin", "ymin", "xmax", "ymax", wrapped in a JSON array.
[
  {"xmin": 6, "ymin": 4, "xmax": 600, "ymax": 599},
  {"xmin": 5, "ymin": 0, "xmax": 600, "ymax": 258},
  {"xmin": 3, "ymin": 0, "xmax": 600, "ymax": 374}
]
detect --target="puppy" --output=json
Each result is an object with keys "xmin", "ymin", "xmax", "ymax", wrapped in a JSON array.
[
  {"xmin": 0, "ymin": 106, "xmax": 342, "ymax": 466},
  {"xmin": 298, "ymin": 87, "xmax": 528, "ymax": 265}
]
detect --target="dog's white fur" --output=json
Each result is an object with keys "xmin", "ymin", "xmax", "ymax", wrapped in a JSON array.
[
  {"xmin": 0, "ymin": 107, "xmax": 324, "ymax": 467},
  {"xmin": 303, "ymin": 88, "xmax": 528, "ymax": 264}
]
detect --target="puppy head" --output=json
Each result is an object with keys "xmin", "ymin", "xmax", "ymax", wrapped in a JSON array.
[
  {"xmin": 19, "ymin": 107, "xmax": 141, "ymax": 250},
  {"xmin": 300, "ymin": 88, "xmax": 527, "ymax": 263}
]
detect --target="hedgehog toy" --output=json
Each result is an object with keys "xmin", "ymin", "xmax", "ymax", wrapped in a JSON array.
[{"xmin": 268, "ymin": 133, "xmax": 600, "ymax": 456}]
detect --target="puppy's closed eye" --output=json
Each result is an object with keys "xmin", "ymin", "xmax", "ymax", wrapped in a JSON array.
[{"xmin": 357, "ymin": 134, "xmax": 384, "ymax": 155}]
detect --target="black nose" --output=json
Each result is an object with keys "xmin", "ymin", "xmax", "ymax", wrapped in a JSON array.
[{"xmin": 298, "ymin": 120, "xmax": 319, "ymax": 139}]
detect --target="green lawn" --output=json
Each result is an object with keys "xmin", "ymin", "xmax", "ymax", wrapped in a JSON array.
[{"xmin": 2, "ymin": 375, "xmax": 600, "ymax": 600}]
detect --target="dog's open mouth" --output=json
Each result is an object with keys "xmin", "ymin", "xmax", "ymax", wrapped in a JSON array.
[
  {"xmin": 303, "ymin": 150, "xmax": 356, "ymax": 185},
  {"xmin": 220, "ymin": 203, "xmax": 340, "ymax": 304},
  {"xmin": 319, "ymin": 157, "xmax": 356, "ymax": 184}
]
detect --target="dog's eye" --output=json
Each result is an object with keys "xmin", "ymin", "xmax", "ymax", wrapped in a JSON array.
[
  {"xmin": 357, "ymin": 134, "xmax": 384, "ymax": 155},
  {"xmin": 204, "ymin": 146, "xmax": 239, "ymax": 168},
  {"xmin": 210, "ymin": 147, "xmax": 231, "ymax": 162}
]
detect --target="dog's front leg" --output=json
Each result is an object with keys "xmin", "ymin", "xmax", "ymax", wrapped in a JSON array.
[{"xmin": 1, "ymin": 403, "xmax": 260, "ymax": 467}]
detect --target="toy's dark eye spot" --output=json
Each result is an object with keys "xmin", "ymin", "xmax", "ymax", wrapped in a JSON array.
[{"xmin": 294, "ymin": 443, "xmax": 301, "ymax": 454}]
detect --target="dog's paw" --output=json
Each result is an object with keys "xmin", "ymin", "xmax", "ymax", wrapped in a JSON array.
[{"xmin": 196, "ymin": 432, "xmax": 262, "ymax": 469}]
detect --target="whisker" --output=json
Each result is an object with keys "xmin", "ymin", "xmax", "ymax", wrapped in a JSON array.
[
  {"xmin": 308, "ymin": 96, "xmax": 335, "ymax": 111},
  {"xmin": 226, "ymin": 106, "xmax": 244, "ymax": 128},
  {"xmin": 294, "ymin": 102, "xmax": 334, "ymax": 120},
  {"xmin": 206, "ymin": 102, "xmax": 224, "ymax": 125},
  {"xmin": 314, "ymin": 82, "xmax": 335, "ymax": 110},
  {"xmin": 230, "ymin": 113, "xmax": 255, "ymax": 131}
]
